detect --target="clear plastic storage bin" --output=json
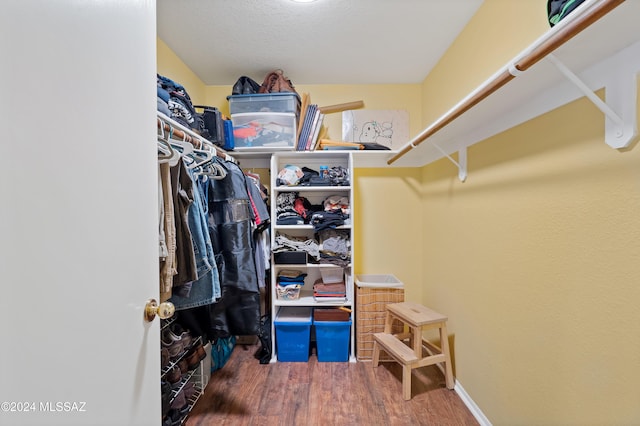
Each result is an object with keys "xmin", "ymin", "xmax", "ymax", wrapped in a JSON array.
[
  {"xmin": 228, "ymin": 93, "xmax": 300, "ymax": 115},
  {"xmin": 230, "ymin": 112, "xmax": 297, "ymax": 151},
  {"xmin": 320, "ymin": 267, "xmax": 344, "ymax": 284}
]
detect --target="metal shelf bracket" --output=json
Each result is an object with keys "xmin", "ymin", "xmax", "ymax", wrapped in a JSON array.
[
  {"xmin": 428, "ymin": 142, "xmax": 467, "ymax": 182},
  {"xmin": 547, "ymin": 53, "xmax": 637, "ymax": 149}
]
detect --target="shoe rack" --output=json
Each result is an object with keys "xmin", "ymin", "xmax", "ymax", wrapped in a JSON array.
[{"xmin": 161, "ymin": 317, "xmax": 205, "ymax": 425}]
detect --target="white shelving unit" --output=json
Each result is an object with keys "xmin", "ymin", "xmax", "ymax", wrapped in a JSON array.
[{"xmin": 269, "ymin": 151, "xmax": 356, "ymax": 362}]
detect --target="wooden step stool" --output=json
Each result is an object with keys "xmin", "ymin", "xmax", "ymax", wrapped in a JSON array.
[{"xmin": 372, "ymin": 302, "xmax": 454, "ymax": 400}]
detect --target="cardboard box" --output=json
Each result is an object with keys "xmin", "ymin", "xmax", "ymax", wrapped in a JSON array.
[{"xmin": 313, "ymin": 307, "xmax": 350, "ymax": 322}]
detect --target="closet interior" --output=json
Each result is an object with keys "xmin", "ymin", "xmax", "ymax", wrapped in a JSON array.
[{"xmin": 153, "ymin": 2, "xmax": 640, "ymax": 424}]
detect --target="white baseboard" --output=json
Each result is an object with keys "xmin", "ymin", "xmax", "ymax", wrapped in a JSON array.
[{"xmin": 454, "ymin": 380, "xmax": 492, "ymax": 426}]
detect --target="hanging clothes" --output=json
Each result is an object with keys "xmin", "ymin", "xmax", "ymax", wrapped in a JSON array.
[
  {"xmin": 244, "ymin": 173, "xmax": 270, "ymax": 231},
  {"xmin": 244, "ymin": 172, "xmax": 271, "ymax": 289},
  {"xmin": 254, "ymin": 229, "xmax": 270, "ymax": 289},
  {"xmin": 169, "ymin": 166, "xmax": 221, "ymax": 310},
  {"xmin": 157, "ymin": 134, "xmax": 268, "ymax": 339},
  {"xmin": 207, "ymin": 159, "xmax": 261, "ymax": 338},
  {"xmin": 170, "ymin": 158, "xmax": 198, "ymax": 288},
  {"xmin": 159, "ymin": 162, "xmax": 177, "ymax": 303}
]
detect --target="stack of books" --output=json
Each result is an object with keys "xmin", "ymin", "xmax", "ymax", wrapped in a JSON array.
[
  {"xmin": 296, "ymin": 93, "xmax": 326, "ymax": 151},
  {"xmin": 295, "ymin": 94, "xmax": 367, "ymax": 151}
]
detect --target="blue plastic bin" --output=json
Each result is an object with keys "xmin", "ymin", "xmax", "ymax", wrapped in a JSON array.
[
  {"xmin": 222, "ymin": 119, "xmax": 235, "ymax": 150},
  {"xmin": 275, "ymin": 307, "xmax": 312, "ymax": 362},
  {"xmin": 314, "ymin": 319, "xmax": 352, "ymax": 362}
]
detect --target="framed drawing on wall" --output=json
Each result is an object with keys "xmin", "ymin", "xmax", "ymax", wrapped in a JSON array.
[{"xmin": 342, "ymin": 109, "xmax": 409, "ymax": 150}]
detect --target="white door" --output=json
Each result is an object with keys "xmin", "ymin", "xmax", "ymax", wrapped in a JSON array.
[{"xmin": 0, "ymin": 1, "xmax": 160, "ymax": 425}]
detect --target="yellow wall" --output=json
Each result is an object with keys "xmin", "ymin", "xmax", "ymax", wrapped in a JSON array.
[
  {"xmin": 420, "ymin": 0, "xmax": 640, "ymax": 424},
  {"xmin": 157, "ymin": 38, "xmax": 206, "ymax": 105},
  {"xmin": 422, "ymin": 94, "xmax": 640, "ymax": 425},
  {"xmin": 421, "ymin": 0, "xmax": 548, "ymax": 125},
  {"xmin": 352, "ymin": 166, "xmax": 423, "ymax": 302}
]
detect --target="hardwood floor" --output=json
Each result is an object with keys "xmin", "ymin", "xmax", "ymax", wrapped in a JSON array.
[{"xmin": 185, "ymin": 341, "xmax": 479, "ymax": 426}]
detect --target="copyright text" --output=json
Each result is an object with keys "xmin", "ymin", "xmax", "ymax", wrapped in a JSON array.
[{"xmin": 1, "ymin": 401, "xmax": 87, "ymax": 413}]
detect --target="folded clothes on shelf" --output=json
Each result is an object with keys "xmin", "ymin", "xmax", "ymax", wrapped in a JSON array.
[
  {"xmin": 313, "ymin": 278, "xmax": 346, "ymax": 298},
  {"xmin": 277, "ymin": 269, "xmax": 307, "ymax": 282}
]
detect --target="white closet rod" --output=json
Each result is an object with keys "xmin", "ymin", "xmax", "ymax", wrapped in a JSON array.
[
  {"xmin": 157, "ymin": 111, "xmax": 237, "ymax": 164},
  {"xmin": 387, "ymin": 0, "xmax": 625, "ymax": 166}
]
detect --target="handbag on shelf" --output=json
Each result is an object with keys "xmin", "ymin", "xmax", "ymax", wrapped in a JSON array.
[{"xmin": 258, "ymin": 69, "xmax": 297, "ymax": 95}]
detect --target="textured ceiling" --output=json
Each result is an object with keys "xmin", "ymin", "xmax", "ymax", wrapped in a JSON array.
[{"xmin": 157, "ymin": 0, "xmax": 484, "ymax": 86}]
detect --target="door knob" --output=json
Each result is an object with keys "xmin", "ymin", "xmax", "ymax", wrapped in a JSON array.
[{"xmin": 144, "ymin": 298, "xmax": 175, "ymax": 322}]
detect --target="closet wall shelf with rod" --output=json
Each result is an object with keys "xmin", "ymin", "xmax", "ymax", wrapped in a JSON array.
[
  {"xmin": 349, "ymin": 0, "xmax": 640, "ymax": 172},
  {"xmin": 157, "ymin": 111, "xmax": 237, "ymax": 165}
]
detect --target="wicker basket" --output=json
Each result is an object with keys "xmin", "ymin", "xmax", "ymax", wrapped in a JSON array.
[{"xmin": 355, "ymin": 285, "xmax": 404, "ymax": 361}]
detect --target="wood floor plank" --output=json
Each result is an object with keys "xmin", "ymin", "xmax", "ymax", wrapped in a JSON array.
[
  {"xmin": 185, "ymin": 341, "xmax": 479, "ymax": 426},
  {"xmin": 256, "ymin": 362, "xmax": 290, "ymax": 417}
]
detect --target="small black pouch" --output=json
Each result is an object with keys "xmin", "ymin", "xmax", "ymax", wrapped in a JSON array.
[{"xmin": 232, "ymin": 76, "xmax": 261, "ymax": 95}]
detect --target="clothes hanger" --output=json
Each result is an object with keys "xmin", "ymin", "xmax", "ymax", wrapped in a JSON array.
[
  {"xmin": 157, "ymin": 141, "xmax": 173, "ymax": 161},
  {"xmin": 187, "ymin": 144, "xmax": 214, "ymax": 170},
  {"xmin": 163, "ymin": 124, "xmax": 182, "ymax": 166},
  {"xmin": 157, "ymin": 119, "xmax": 177, "ymax": 163},
  {"xmin": 210, "ymin": 162, "xmax": 228, "ymax": 180},
  {"xmin": 169, "ymin": 133, "xmax": 195, "ymax": 156},
  {"xmin": 197, "ymin": 157, "xmax": 227, "ymax": 180}
]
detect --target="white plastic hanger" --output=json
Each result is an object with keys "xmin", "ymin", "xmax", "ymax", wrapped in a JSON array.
[
  {"xmin": 187, "ymin": 144, "xmax": 214, "ymax": 170},
  {"xmin": 157, "ymin": 119, "xmax": 177, "ymax": 164},
  {"xmin": 169, "ymin": 133, "xmax": 194, "ymax": 156}
]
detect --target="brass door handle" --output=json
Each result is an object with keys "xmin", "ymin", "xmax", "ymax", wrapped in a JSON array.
[{"xmin": 144, "ymin": 298, "xmax": 175, "ymax": 322}]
